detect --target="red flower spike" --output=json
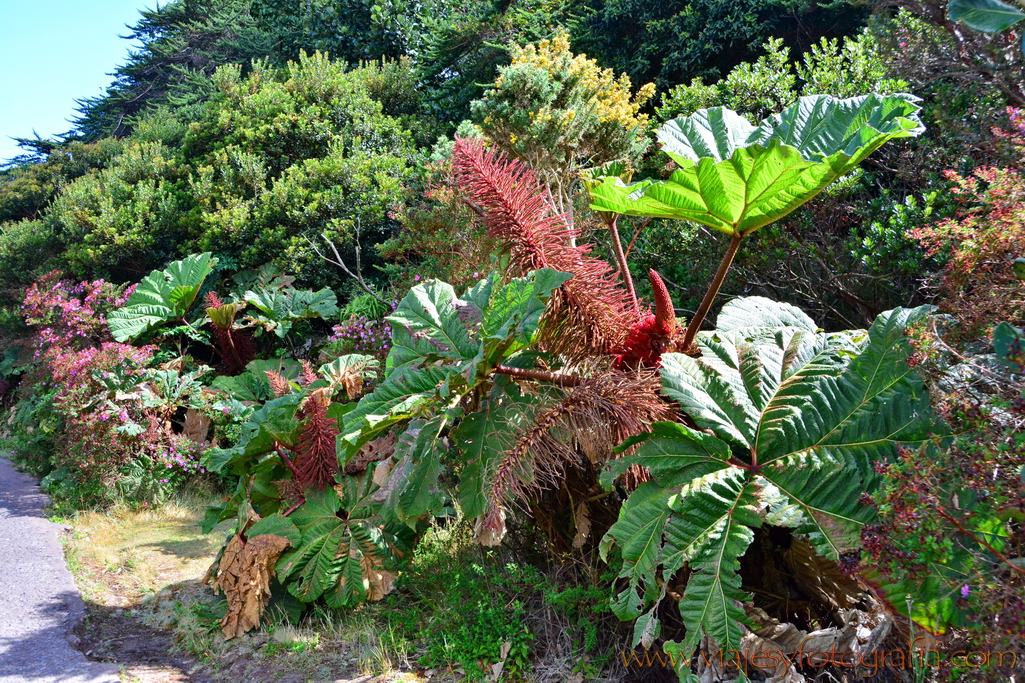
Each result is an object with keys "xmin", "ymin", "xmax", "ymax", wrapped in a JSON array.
[
  {"xmin": 613, "ymin": 270, "xmax": 681, "ymax": 369},
  {"xmin": 452, "ymin": 137, "xmax": 635, "ymax": 358},
  {"xmin": 296, "ymin": 390, "xmax": 340, "ymax": 489},
  {"xmin": 266, "ymin": 370, "xmax": 292, "ymax": 398},
  {"xmin": 649, "ymin": 269, "xmax": 677, "ymax": 337}
]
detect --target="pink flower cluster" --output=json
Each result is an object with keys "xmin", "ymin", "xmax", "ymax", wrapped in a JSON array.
[
  {"xmin": 330, "ymin": 313, "xmax": 394, "ymax": 361},
  {"xmin": 22, "ymin": 271, "xmax": 135, "ymax": 356},
  {"xmin": 48, "ymin": 343, "xmax": 154, "ymax": 409},
  {"xmin": 18, "ymin": 272, "xmax": 205, "ymax": 500}
]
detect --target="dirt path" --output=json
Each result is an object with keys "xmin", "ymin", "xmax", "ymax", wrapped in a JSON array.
[{"xmin": 0, "ymin": 455, "xmax": 120, "ymax": 683}]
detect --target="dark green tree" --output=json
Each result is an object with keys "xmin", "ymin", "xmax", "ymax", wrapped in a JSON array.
[
  {"xmin": 251, "ymin": 0, "xmax": 409, "ymax": 63},
  {"xmin": 570, "ymin": 0, "xmax": 869, "ymax": 90},
  {"xmin": 73, "ymin": 0, "xmax": 276, "ymax": 140}
]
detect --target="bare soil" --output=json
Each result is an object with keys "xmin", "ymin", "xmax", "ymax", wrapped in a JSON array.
[{"xmin": 74, "ymin": 604, "xmax": 205, "ymax": 683}]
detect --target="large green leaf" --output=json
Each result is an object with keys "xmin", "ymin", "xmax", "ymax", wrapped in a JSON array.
[
  {"xmin": 394, "ymin": 413, "xmax": 451, "ymax": 521},
  {"xmin": 756, "ymin": 305, "xmax": 937, "ymax": 469},
  {"xmin": 387, "ymin": 279, "xmax": 481, "ymax": 370},
  {"xmin": 244, "ymin": 287, "xmax": 339, "ymax": 338},
  {"xmin": 211, "ymin": 358, "xmax": 304, "ymax": 402},
  {"xmin": 600, "ymin": 298, "xmax": 946, "ymax": 665},
  {"xmin": 948, "ymin": 0, "xmax": 1025, "ymax": 32},
  {"xmin": 588, "ymin": 94, "xmax": 924, "ymax": 236},
  {"xmin": 756, "ymin": 306, "xmax": 943, "ymax": 558},
  {"xmin": 602, "ymin": 482, "xmax": 674, "ymax": 622},
  {"xmin": 747, "ymin": 93, "xmax": 925, "ymax": 163},
  {"xmin": 275, "ymin": 475, "xmax": 395, "ymax": 607},
  {"xmin": 602, "ymin": 470, "xmax": 758, "ymax": 654},
  {"xmin": 671, "ymin": 471, "xmax": 759, "ymax": 654},
  {"xmin": 386, "ymin": 270, "xmax": 571, "ymax": 374},
  {"xmin": 603, "ymin": 422, "xmax": 731, "ymax": 490},
  {"xmin": 481, "ymin": 268, "xmax": 572, "ymax": 346},
  {"xmin": 108, "ymin": 253, "xmax": 216, "ymax": 341},
  {"xmin": 203, "ymin": 394, "xmax": 304, "ymax": 475},
  {"xmin": 247, "ymin": 513, "xmax": 302, "ymax": 546},
  {"xmin": 658, "ymin": 300, "xmax": 863, "ymax": 448},
  {"xmin": 656, "ymin": 303, "xmax": 940, "ymax": 558},
  {"xmin": 319, "ymin": 354, "xmax": 380, "ymax": 397},
  {"xmin": 340, "ymin": 365, "xmax": 460, "ymax": 445},
  {"xmin": 715, "ymin": 296, "xmax": 817, "ymax": 332}
]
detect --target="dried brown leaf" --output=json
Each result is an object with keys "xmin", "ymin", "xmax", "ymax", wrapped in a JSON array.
[
  {"xmin": 783, "ymin": 537, "xmax": 865, "ymax": 610},
  {"xmin": 571, "ymin": 501, "xmax": 591, "ymax": 549},
  {"xmin": 344, "ymin": 433, "xmax": 398, "ymax": 475},
  {"xmin": 212, "ymin": 534, "xmax": 292, "ymax": 640},
  {"xmin": 359, "ymin": 554, "xmax": 398, "ymax": 602},
  {"xmin": 183, "ymin": 408, "xmax": 211, "ymax": 445},
  {"xmin": 474, "ymin": 508, "xmax": 507, "ymax": 547}
]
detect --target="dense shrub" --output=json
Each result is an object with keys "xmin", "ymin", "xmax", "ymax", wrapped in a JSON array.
[
  {"xmin": 911, "ymin": 108, "xmax": 1025, "ymax": 338},
  {"xmin": 862, "ymin": 111, "xmax": 1025, "ymax": 682},
  {"xmin": 570, "ymin": 0, "xmax": 868, "ymax": 90},
  {"xmin": 472, "ymin": 31, "xmax": 655, "ymax": 222},
  {"xmin": 11, "ymin": 272, "xmax": 230, "ymax": 506},
  {"xmin": 656, "ymin": 33, "xmax": 907, "ymax": 122},
  {"xmin": 377, "ymin": 156, "xmax": 495, "ymax": 293},
  {"xmin": 0, "ymin": 54, "xmax": 414, "ymax": 289}
]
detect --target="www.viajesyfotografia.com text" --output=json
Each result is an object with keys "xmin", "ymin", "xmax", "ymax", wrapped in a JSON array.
[{"xmin": 620, "ymin": 640, "xmax": 1016, "ymax": 676}]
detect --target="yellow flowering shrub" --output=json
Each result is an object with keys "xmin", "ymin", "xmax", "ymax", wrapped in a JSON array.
[{"xmin": 470, "ymin": 31, "xmax": 655, "ymax": 218}]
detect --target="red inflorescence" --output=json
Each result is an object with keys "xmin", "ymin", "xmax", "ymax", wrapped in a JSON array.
[
  {"xmin": 296, "ymin": 391, "xmax": 341, "ymax": 489},
  {"xmin": 614, "ymin": 270, "xmax": 680, "ymax": 369}
]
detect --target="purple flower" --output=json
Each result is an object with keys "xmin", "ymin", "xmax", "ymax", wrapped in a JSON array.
[{"xmin": 961, "ymin": 584, "xmax": 970, "ymax": 598}]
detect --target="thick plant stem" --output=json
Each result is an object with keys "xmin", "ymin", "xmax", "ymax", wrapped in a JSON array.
[
  {"xmin": 681, "ymin": 231, "xmax": 744, "ymax": 353},
  {"xmin": 494, "ymin": 364, "xmax": 584, "ymax": 387},
  {"xmin": 606, "ymin": 213, "xmax": 640, "ymax": 316}
]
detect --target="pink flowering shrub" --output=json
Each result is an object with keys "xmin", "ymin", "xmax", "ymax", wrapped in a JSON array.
[
  {"xmin": 49, "ymin": 344, "xmax": 153, "ymax": 485},
  {"xmin": 21, "ymin": 271, "xmax": 134, "ymax": 355},
  {"xmin": 909, "ymin": 107, "xmax": 1025, "ymax": 340},
  {"xmin": 16, "ymin": 272, "xmax": 208, "ymax": 505}
]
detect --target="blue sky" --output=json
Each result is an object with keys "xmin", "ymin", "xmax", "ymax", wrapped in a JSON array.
[{"xmin": 0, "ymin": 0, "xmax": 150, "ymax": 163}]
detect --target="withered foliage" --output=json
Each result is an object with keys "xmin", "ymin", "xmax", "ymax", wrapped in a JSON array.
[
  {"xmin": 212, "ymin": 533, "xmax": 292, "ymax": 639},
  {"xmin": 359, "ymin": 552, "xmax": 399, "ymax": 602},
  {"xmin": 452, "ymin": 138, "xmax": 636, "ymax": 358},
  {"xmin": 322, "ymin": 357, "xmax": 375, "ymax": 401},
  {"xmin": 182, "ymin": 407, "xmax": 211, "ymax": 445},
  {"xmin": 486, "ymin": 369, "xmax": 673, "ymax": 525},
  {"xmin": 344, "ymin": 433, "xmax": 397, "ymax": 475},
  {"xmin": 296, "ymin": 388, "xmax": 340, "ymax": 489}
]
